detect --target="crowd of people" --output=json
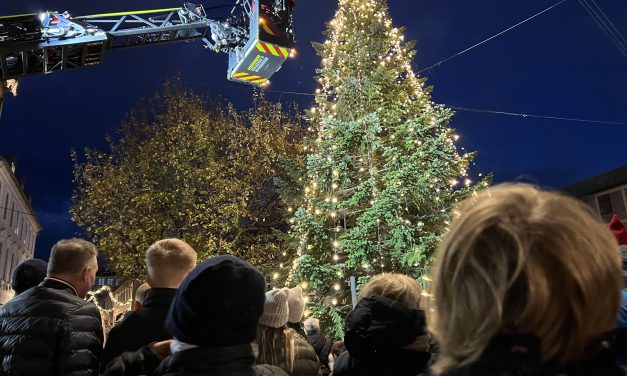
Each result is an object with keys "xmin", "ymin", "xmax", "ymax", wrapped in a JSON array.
[{"xmin": 1, "ymin": 183, "xmax": 627, "ymax": 375}]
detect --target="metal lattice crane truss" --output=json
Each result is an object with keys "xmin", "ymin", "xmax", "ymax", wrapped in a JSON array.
[{"xmin": 0, "ymin": 0, "xmax": 296, "ymax": 86}]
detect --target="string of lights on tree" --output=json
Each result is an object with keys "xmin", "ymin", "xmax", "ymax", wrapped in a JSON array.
[{"xmin": 270, "ymin": 0, "xmax": 489, "ymax": 337}]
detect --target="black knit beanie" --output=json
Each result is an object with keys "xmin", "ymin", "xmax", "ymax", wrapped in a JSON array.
[
  {"xmin": 166, "ymin": 255, "xmax": 266, "ymax": 346},
  {"xmin": 11, "ymin": 258, "xmax": 48, "ymax": 295}
]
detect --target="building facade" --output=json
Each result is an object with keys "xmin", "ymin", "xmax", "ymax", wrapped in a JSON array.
[
  {"xmin": 563, "ymin": 165, "xmax": 627, "ymax": 225},
  {"xmin": 0, "ymin": 156, "xmax": 41, "ymax": 304}
]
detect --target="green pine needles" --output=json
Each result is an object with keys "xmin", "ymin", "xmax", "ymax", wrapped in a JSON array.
[{"xmin": 282, "ymin": 0, "xmax": 489, "ymax": 337}]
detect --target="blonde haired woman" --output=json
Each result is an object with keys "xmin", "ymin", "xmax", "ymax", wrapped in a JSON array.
[
  {"xmin": 430, "ymin": 184, "xmax": 626, "ymax": 375},
  {"xmin": 256, "ymin": 288, "xmax": 320, "ymax": 376},
  {"xmin": 333, "ymin": 273, "xmax": 431, "ymax": 376}
]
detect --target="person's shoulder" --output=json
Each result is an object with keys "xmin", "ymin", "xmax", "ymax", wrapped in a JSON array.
[
  {"xmin": 330, "ymin": 351, "xmax": 355, "ymax": 376},
  {"xmin": 296, "ymin": 335, "xmax": 316, "ymax": 351},
  {"xmin": 118, "ymin": 310, "xmax": 141, "ymax": 322},
  {"xmin": 254, "ymin": 364, "xmax": 290, "ymax": 376},
  {"xmin": 63, "ymin": 297, "xmax": 102, "ymax": 324},
  {"xmin": 333, "ymin": 350, "xmax": 350, "ymax": 365},
  {"xmin": 295, "ymin": 336, "xmax": 321, "ymax": 366},
  {"xmin": 72, "ymin": 296, "xmax": 97, "ymax": 311},
  {"xmin": 36, "ymin": 285, "xmax": 88, "ymax": 307},
  {"xmin": 108, "ymin": 311, "xmax": 143, "ymax": 334},
  {"xmin": 322, "ymin": 334, "xmax": 333, "ymax": 348},
  {"xmin": 0, "ymin": 286, "xmax": 75, "ymax": 316}
]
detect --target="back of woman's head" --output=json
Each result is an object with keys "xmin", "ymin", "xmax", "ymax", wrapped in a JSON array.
[
  {"xmin": 430, "ymin": 184, "xmax": 621, "ymax": 374},
  {"xmin": 256, "ymin": 324, "xmax": 296, "ymax": 372},
  {"xmin": 359, "ymin": 273, "xmax": 423, "ymax": 309}
]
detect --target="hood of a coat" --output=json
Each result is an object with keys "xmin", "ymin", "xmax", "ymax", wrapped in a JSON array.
[{"xmin": 343, "ymin": 295, "xmax": 426, "ymax": 358}]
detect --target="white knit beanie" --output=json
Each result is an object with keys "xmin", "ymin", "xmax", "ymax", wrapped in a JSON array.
[
  {"xmin": 260, "ymin": 288, "xmax": 289, "ymax": 328},
  {"xmin": 287, "ymin": 285, "xmax": 305, "ymax": 323}
]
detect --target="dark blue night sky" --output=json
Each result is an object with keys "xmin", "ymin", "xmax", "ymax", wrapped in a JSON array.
[{"xmin": 1, "ymin": 0, "xmax": 626, "ymax": 260}]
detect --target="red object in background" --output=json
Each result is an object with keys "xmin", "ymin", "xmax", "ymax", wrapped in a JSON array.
[{"xmin": 609, "ymin": 214, "xmax": 627, "ymax": 245}]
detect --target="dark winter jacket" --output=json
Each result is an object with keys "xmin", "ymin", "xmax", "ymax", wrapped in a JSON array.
[
  {"xmin": 333, "ymin": 295, "xmax": 431, "ymax": 376},
  {"xmin": 258, "ymin": 334, "xmax": 321, "ymax": 376},
  {"xmin": 101, "ymin": 288, "xmax": 177, "ymax": 371},
  {"xmin": 438, "ymin": 330, "xmax": 627, "ymax": 376},
  {"xmin": 0, "ymin": 278, "xmax": 104, "ymax": 376},
  {"xmin": 306, "ymin": 330, "xmax": 333, "ymax": 370},
  {"xmin": 288, "ymin": 321, "xmax": 307, "ymax": 339},
  {"xmin": 104, "ymin": 342, "xmax": 289, "ymax": 376}
]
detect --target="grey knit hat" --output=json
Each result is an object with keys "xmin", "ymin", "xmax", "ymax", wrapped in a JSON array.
[{"xmin": 260, "ymin": 288, "xmax": 289, "ymax": 328}]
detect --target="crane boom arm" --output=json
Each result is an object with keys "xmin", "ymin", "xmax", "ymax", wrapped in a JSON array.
[
  {"xmin": 75, "ymin": 7, "xmax": 217, "ymax": 50},
  {"xmin": 0, "ymin": 1, "xmax": 296, "ymax": 86}
]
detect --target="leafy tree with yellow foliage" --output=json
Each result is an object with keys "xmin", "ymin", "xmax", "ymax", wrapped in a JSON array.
[{"xmin": 71, "ymin": 79, "xmax": 303, "ymax": 279}]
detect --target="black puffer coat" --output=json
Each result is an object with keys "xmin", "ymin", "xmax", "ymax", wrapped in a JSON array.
[
  {"xmin": 0, "ymin": 278, "xmax": 104, "ymax": 376},
  {"xmin": 306, "ymin": 330, "xmax": 332, "ymax": 370},
  {"xmin": 333, "ymin": 295, "xmax": 431, "ymax": 376},
  {"xmin": 104, "ymin": 343, "xmax": 288, "ymax": 376},
  {"xmin": 439, "ymin": 330, "xmax": 627, "ymax": 376}
]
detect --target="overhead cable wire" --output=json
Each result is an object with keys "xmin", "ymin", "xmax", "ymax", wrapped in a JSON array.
[
  {"xmin": 579, "ymin": 0, "xmax": 627, "ymax": 56},
  {"xmin": 580, "ymin": 0, "xmax": 627, "ymax": 57},
  {"xmin": 416, "ymin": 0, "xmax": 568, "ymax": 74},
  {"xmin": 193, "ymin": 83, "xmax": 627, "ymax": 126},
  {"xmin": 589, "ymin": 0, "xmax": 627, "ymax": 46},
  {"xmin": 447, "ymin": 105, "xmax": 627, "ymax": 126},
  {"xmin": 578, "ymin": 0, "xmax": 627, "ymax": 57},
  {"xmin": 263, "ymin": 89, "xmax": 627, "ymax": 126},
  {"xmin": 95, "ymin": 73, "xmax": 626, "ymax": 127},
  {"xmin": 259, "ymin": 88, "xmax": 627, "ymax": 126}
]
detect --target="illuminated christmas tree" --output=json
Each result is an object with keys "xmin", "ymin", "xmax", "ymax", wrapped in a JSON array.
[{"xmin": 285, "ymin": 0, "xmax": 489, "ymax": 337}]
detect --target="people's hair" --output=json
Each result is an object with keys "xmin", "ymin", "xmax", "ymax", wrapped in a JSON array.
[
  {"xmin": 331, "ymin": 341, "xmax": 345, "ymax": 358},
  {"xmin": 134, "ymin": 282, "xmax": 151, "ymax": 304},
  {"xmin": 48, "ymin": 238, "xmax": 98, "ymax": 275},
  {"xmin": 257, "ymin": 325, "xmax": 297, "ymax": 373},
  {"xmin": 145, "ymin": 239, "xmax": 197, "ymax": 287},
  {"xmin": 358, "ymin": 273, "xmax": 423, "ymax": 310},
  {"xmin": 430, "ymin": 184, "xmax": 622, "ymax": 374},
  {"xmin": 303, "ymin": 317, "xmax": 320, "ymax": 332}
]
